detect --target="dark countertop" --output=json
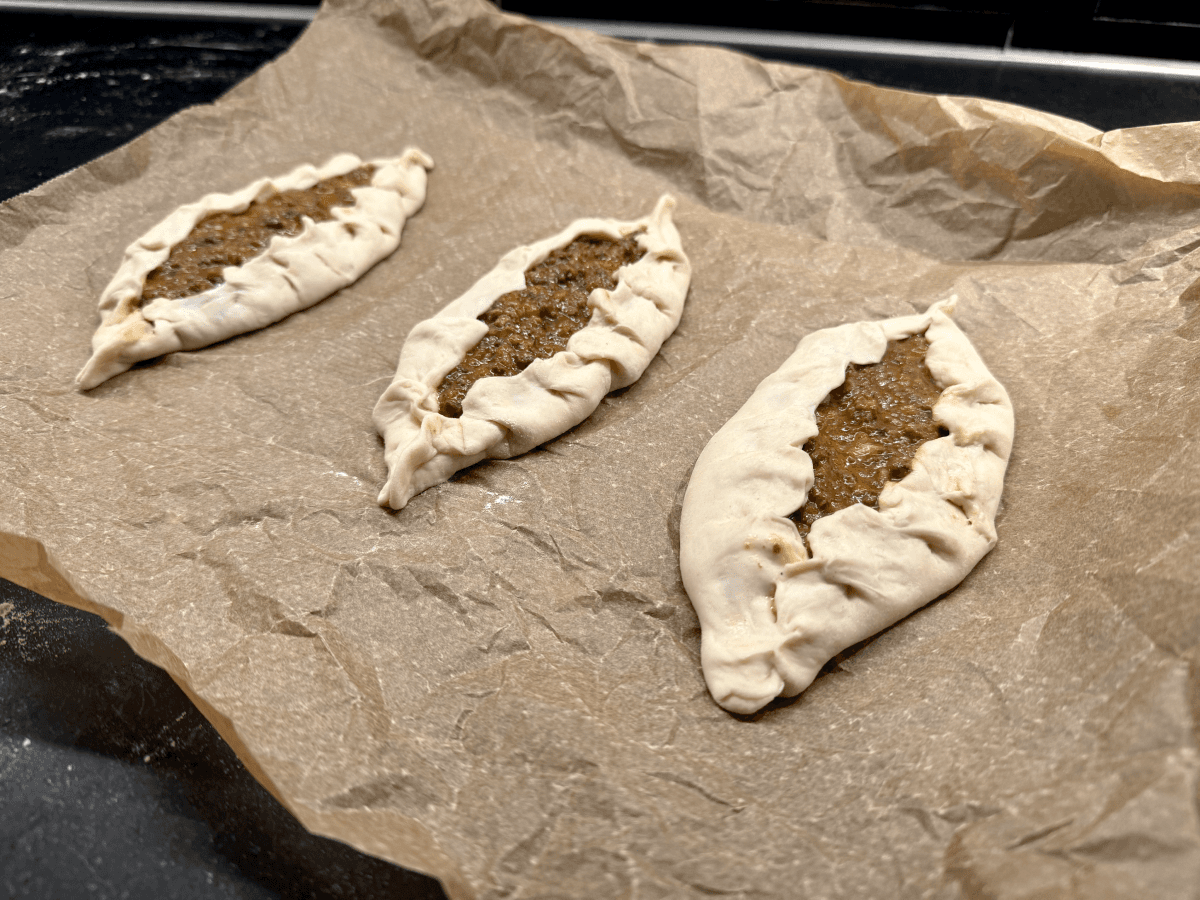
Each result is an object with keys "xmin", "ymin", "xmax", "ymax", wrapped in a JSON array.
[{"xmin": 4, "ymin": 8, "xmax": 1200, "ymax": 898}]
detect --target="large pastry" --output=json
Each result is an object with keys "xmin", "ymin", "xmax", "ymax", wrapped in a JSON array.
[
  {"xmin": 374, "ymin": 195, "xmax": 690, "ymax": 510},
  {"xmin": 679, "ymin": 298, "xmax": 1014, "ymax": 714},
  {"xmin": 76, "ymin": 150, "xmax": 433, "ymax": 390}
]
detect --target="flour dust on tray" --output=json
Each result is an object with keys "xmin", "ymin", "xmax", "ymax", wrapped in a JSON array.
[
  {"xmin": 76, "ymin": 150, "xmax": 433, "ymax": 390},
  {"xmin": 374, "ymin": 195, "xmax": 690, "ymax": 510},
  {"xmin": 679, "ymin": 298, "xmax": 1014, "ymax": 714}
]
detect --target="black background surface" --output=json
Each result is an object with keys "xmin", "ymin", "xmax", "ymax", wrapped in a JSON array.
[{"xmin": 3, "ymin": 6, "xmax": 1200, "ymax": 898}]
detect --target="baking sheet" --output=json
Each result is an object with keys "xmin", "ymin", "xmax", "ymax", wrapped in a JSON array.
[{"xmin": 2, "ymin": 0, "xmax": 1199, "ymax": 896}]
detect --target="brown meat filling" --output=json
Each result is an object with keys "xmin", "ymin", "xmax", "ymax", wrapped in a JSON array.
[
  {"xmin": 139, "ymin": 166, "xmax": 376, "ymax": 305},
  {"xmin": 790, "ymin": 333, "xmax": 948, "ymax": 541},
  {"xmin": 437, "ymin": 232, "xmax": 646, "ymax": 418}
]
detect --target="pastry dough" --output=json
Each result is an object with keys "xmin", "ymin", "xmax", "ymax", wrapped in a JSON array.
[
  {"xmin": 76, "ymin": 149, "xmax": 433, "ymax": 390},
  {"xmin": 374, "ymin": 195, "xmax": 690, "ymax": 510},
  {"xmin": 679, "ymin": 298, "xmax": 1013, "ymax": 714}
]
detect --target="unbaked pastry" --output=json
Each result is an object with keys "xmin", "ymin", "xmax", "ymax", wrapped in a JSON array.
[
  {"xmin": 374, "ymin": 195, "xmax": 690, "ymax": 510},
  {"xmin": 76, "ymin": 149, "xmax": 433, "ymax": 390},
  {"xmin": 679, "ymin": 298, "xmax": 1013, "ymax": 714}
]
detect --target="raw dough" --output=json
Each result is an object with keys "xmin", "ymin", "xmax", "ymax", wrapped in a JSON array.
[
  {"xmin": 374, "ymin": 194, "xmax": 690, "ymax": 510},
  {"xmin": 76, "ymin": 150, "xmax": 433, "ymax": 390},
  {"xmin": 679, "ymin": 298, "xmax": 1014, "ymax": 714}
]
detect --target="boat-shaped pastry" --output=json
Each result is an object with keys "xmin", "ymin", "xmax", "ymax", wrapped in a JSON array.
[
  {"xmin": 680, "ymin": 298, "xmax": 1014, "ymax": 714},
  {"xmin": 76, "ymin": 149, "xmax": 433, "ymax": 390},
  {"xmin": 374, "ymin": 195, "xmax": 690, "ymax": 510}
]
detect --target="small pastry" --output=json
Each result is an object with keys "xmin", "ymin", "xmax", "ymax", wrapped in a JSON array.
[
  {"xmin": 374, "ymin": 195, "xmax": 690, "ymax": 510},
  {"xmin": 680, "ymin": 298, "xmax": 1014, "ymax": 714},
  {"xmin": 77, "ymin": 150, "xmax": 432, "ymax": 390}
]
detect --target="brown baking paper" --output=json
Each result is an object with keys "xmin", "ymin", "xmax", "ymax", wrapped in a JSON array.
[{"xmin": 3, "ymin": 0, "xmax": 1199, "ymax": 896}]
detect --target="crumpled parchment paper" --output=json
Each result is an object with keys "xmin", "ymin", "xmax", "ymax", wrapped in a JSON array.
[{"xmin": 2, "ymin": 0, "xmax": 1199, "ymax": 896}]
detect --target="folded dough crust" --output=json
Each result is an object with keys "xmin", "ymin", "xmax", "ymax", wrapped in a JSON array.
[
  {"xmin": 679, "ymin": 298, "xmax": 1014, "ymax": 715},
  {"xmin": 76, "ymin": 149, "xmax": 433, "ymax": 390},
  {"xmin": 373, "ymin": 194, "xmax": 690, "ymax": 510}
]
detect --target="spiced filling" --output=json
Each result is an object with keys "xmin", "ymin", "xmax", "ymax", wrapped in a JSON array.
[
  {"xmin": 436, "ymin": 232, "xmax": 646, "ymax": 419},
  {"xmin": 790, "ymin": 333, "xmax": 948, "ymax": 541},
  {"xmin": 140, "ymin": 165, "xmax": 376, "ymax": 305}
]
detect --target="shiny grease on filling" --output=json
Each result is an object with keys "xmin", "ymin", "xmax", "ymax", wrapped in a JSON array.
[
  {"xmin": 139, "ymin": 166, "xmax": 376, "ymax": 305},
  {"xmin": 790, "ymin": 333, "xmax": 948, "ymax": 540},
  {"xmin": 436, "ymin": 232, "xmax": 646, "ymax": 418}
]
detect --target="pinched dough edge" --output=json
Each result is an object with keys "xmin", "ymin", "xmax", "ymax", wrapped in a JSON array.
[
  {"xmin": 373, "ymin": 194, "xmax": 691, "ymax": 510},
  {"xmin": 679, "ymin": 298, "xmax": 1014, "ymax": 715},
  {"xmin": 76, "ymin": 149, "xmax": 434, "ymax": 390}
]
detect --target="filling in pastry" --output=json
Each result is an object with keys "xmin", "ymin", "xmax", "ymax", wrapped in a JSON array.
[
  {"xmin": 436, "ymin": 233, "xmax": 646, "ymax": 418},
  {"xmin": 139, "ymin": 166, "xmax": 377, "ymax": 304},
  {"xmin": 790, "ymin": 333, "xmax": 948, "ymax": 540}
]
